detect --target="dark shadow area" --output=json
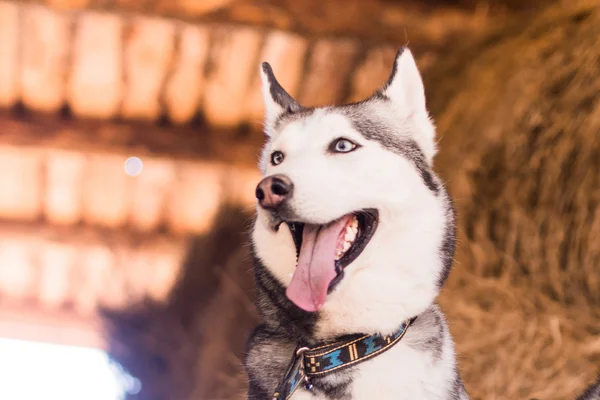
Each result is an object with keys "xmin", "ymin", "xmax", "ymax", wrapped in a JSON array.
[{"xmin": 102, "ymin": 204, "xmax": 259, "ymax": 400}]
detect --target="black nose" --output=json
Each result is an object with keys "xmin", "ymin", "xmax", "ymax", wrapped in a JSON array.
[{"xmin": 255, "ymin": 175, "xmax": 293, "ymax": 210}]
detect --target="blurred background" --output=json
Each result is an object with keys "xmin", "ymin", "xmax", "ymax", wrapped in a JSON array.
[{"xmin": 0, "ymin": 0, "xmax": 598, "ymax": 399}]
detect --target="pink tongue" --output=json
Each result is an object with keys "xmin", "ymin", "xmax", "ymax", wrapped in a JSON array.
[{"xmin": 286, "ymin": 216, "xmax": 352, "ymax": 312}]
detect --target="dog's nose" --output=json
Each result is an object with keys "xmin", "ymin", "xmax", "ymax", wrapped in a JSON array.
[{"xmin": 255, "ymin": 175, "xmax": 293, "ymax": 209}]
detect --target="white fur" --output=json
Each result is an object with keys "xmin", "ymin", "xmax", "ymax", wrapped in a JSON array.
[
  {"xmin": 287, "ymin": 306, "xmax": 463, "ymax": 399},
  {"xmin": 253, "ymin": 51, "xmax": 447, "ymax": 336},
  {"xmin": 382, "ymin": 49, "xmax": 437, "ymax": 164},
  {"xmin": 259, "ymin": 67, "xmax": 284, "ymax": 137},
  {"xmin": 291, "ymin": 337, "xmax": 459, "ymax": 400},
  {"xmin": 252, "ymin": 48, "xmax": 461, "ymax": 399},
  {"xmin": 252, "ymin": 119, "xmax": 446, "ymax": 334}
]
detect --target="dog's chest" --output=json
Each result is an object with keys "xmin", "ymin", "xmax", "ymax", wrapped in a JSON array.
[{"xmin": 290, "ymin": 342, "xmax": 451, "ymax": 400}]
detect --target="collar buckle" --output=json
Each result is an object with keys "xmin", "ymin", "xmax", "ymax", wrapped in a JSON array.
[
  {"xmin": 295, "ymin": 347, "xmax": 314, "ymax": 390},
  {"xmin": 295, "ymin": 346, "xmax": 310, "ymax": 356}
]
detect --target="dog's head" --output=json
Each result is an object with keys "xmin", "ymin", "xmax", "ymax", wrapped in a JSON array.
[{"xmin": 252, "ymin": 48, "xmax": 455, "ymax": 338}]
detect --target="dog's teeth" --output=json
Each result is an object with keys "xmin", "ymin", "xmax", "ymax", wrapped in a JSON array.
[
  {"xmin": 344, "ymin": 230, "xmax": 356, "ymax": 242},
  {"xmin": 345, "ymin": 221, "xmax": 358, "ymax": 240},
  {"xmin": 336, "ymin": 217, "xmax": 360, "ymax": 262},
  {"xmin": 342, "ymin": 241, "xmax": 351, "ymax": 252}
]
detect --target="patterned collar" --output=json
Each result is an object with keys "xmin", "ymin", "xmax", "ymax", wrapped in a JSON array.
[{"xmin": 272, "ymin": 317, "xmax": 417, "ymax": 400}]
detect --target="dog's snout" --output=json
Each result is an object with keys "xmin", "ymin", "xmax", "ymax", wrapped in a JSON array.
[
  {"xmin": 270, "ymin": 177, "xmax": 291, "ymax": 196},
  {"xmin": 255, "ymin": 175, "xmax": 293, "ymax": 209}
]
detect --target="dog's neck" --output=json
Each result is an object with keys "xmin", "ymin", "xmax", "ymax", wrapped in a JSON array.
[
  {"xmin": 301, "ymin": 310, "xmax": 426, "ymax": 348},
  {"xmin": 271, "ymin": 316, "xmax": 417, "ymax": 400},
  {"xmin": 252, "ymin": 251, "xmax": 433, "ymax": 347}
]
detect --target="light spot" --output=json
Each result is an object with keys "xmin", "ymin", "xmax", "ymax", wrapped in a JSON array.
[
  {"xmin": 124, "ymin": 157, "xmax": 143, "ymax": 177},
  {"xmin": 0, "ymin": 338, "xmax": 140, "ymax": 399}
]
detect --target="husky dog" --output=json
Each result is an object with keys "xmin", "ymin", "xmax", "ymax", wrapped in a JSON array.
[{"xmin": 244, "ymin": 47, "xmax": 468, "ymax": 399}]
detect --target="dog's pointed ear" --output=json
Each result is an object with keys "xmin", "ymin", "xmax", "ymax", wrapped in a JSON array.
[
  {"xmin": 380, "ymin": 48, "xmax": 437, "ymax": 164},
  {"xmin": 380, "ymin": 47, "xmax": 426, "ymax": 116},
  {"xmin": 260, "ymin": 62, "xmax": 301, "ymax": 136}
]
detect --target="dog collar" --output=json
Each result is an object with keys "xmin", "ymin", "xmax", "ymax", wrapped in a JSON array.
[{"xmin": 272, "ymin": 317, "xmax": 416, "ymax": 400}]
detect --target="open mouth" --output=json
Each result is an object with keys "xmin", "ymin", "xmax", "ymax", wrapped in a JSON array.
[{"xmin": 283, "ymin": 209, "xmax": 379, "ymax": 312}]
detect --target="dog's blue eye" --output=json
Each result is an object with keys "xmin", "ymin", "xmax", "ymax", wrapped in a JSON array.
[
  {"xmin": 271, "ymin": 151, "xmax": 285, "ymax": 165},
  {"xmin": 331, "ymin": 138, "xmax": 358, "ymax": 153}
]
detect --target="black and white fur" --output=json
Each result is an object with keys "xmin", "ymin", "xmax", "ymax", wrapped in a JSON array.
[{"xmin": 245, "ymin": 47, "xmax": 468, "ymax": 399}]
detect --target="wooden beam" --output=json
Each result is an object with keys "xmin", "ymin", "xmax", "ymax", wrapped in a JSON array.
[
  {"xmin": 0, "ymin": 114, "xmax": 261, "ymax": 232},
  {"xmin": 0, "ymin": 111, "xmax": 264, "ymax": 167},
  {"xmin": 13, "ymin": 0, "xmax": 504, "ymax": 44},
  {"xmin": 1, "ymin": 2, "xmax": 493, "ymax": 128},
  {"xmin": 0, "ymin": 219, "xmax": 187, "ymax": 316},
  {"xmin": 0, "ymin": 217, "xmax": 189, "ymax": 247},
  {"xmin": 0, "ymin": 302, "xmax": 104, "ymax": 349}
]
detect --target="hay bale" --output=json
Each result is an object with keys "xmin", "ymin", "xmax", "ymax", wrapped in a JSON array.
[
  {"xmin": 578, "ymin": 377, "xmax": 600, "ymax": 400},
  {"xmin": 427, "ymin": 0, "xmax": 600, "ymax": 398}
]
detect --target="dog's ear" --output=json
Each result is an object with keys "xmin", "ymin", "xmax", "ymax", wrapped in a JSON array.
[
  {"xmin": 380, "ymin": 47, "xmax": 436, "ymax": 164},
  {"xmin": 260, "ymin": 62, "xmax": 302, "ymax": 136},
  {"xmin": 380, "ymin": 47, "xmax": 427, "ymax": 116}
]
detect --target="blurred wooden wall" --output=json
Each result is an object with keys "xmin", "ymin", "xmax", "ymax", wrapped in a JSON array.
[
  {"xmin": 3, "ymin": 1, "xmax": 599, "ymax": 400},
  {"xmin": 0, "ymin": 0, "xmax": 495, "ymax": 347}
]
